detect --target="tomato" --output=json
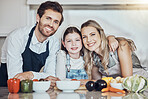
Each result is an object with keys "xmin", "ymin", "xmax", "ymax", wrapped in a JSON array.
[
  {"xmin": 71, "ymin": 79, "xmax": 77, "ymax": 81},
  {"xmin": 33, "ymin": 79, "xmax": 39, "ymax": 81}
]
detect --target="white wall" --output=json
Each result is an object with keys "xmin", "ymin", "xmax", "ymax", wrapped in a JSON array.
[{"xmin": 0, "ymin": 0, "xmax": 27, "ymax": 35}]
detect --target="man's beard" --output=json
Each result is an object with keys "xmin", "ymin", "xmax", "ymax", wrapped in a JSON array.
[{"xmin": 38, "ymin": 21, "xmax": 55, "ymax": 37}]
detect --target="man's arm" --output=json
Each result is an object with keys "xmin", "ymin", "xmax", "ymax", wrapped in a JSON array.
[{"xmin": 6, "ymin": 31, "xmax": 24, "ymax": 79}]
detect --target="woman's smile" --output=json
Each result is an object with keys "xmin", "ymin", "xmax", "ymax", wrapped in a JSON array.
[{"xmin": 87, "ymin": 42, "xmax": 96, "ymax": 47}]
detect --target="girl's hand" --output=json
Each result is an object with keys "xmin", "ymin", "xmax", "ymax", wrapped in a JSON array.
[{"xmin": 107, "ymin": 35, "xmax": 119, "ymax": 52}]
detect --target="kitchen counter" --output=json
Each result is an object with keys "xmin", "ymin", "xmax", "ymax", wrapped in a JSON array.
[{"xmin": 0, "ymin": 87, "xmax": 148, "ymax": 99}]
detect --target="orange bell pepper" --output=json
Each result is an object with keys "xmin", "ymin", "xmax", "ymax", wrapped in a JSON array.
[{"xmin": 7, "ymin": 78, "xmax": 20, "ymax": 93}]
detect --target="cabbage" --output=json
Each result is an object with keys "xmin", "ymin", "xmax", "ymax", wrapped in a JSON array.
[
  {"xmin": 136, "ymin": 78, "xmax": 145, "ymax": 93},
  {"xmin": 123, "ymin": 77, "xmax": 131, "ymax": 91},
  {"xmin": 123, "ymin": 75, "xmax": 148, "ymax": 93},
  {"xmin": 139, "ymin": 76, "xmax": 148, "ymax": 93},
  {"xmin": 123, "ymin": 76, "xmax": 134, "ymax": 91},
  {"xmin": 132, "ymin": 75, "xmax": 141, "ymax": 92}
]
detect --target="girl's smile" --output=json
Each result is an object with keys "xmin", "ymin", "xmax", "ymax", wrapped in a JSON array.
[{"xmin": 71, "ymin": 47, "xmax": 78, "ymax": 50}]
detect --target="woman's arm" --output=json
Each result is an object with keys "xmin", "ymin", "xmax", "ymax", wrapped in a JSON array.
[
  {"xmin": 117, "ymin": 40, "xmax": 133, "ymax": 77},
  {"xmin": 107, "ymin": 35, "xmax": 119, "ymax": 52},
  {"xmin": 91, "ymin": 66, "xmax": 102, "ymax": 80}
]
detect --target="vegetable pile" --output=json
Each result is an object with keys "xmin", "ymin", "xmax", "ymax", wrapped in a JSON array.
[
  {"xmin": 123, "ymin": 75, "xmax": 148, "ymax": 93},
  {"xmin": 7, "ymin": 78, "xmax": 50, "ymax": 93}
]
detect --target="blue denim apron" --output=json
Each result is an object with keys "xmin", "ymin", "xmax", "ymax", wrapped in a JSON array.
[
  {"xmin": 66, "ymin": 54, "xmax": 88, "ymax": 80},
  {"xmin": 22, "ymin": 26, "xmax": 49, "ymax": 72},
  {"xmin": 0, "ymin": 26, "xmax": 49, "ymax": 86}
]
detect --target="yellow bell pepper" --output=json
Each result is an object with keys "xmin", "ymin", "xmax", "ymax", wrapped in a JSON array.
[{"xmin": 102, "ymin": 77, "xmax": 113, "ymax": 87}]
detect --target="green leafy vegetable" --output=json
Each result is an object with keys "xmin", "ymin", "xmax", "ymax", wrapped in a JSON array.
[{"xmin": 123, "ymin": 75, "xmax": 148, "ymax": 93}]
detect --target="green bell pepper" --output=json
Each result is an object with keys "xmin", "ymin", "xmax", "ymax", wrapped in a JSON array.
[{"xmin": 21, "ymin": 79, "xmax": 33, "ymax": 93}]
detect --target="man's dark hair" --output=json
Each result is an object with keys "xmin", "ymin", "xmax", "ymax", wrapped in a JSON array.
[{"xmin": 37, "ymin": 1, "xmax": 64, "ymax": 26}]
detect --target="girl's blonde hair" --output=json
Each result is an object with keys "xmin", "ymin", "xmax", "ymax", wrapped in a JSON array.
[{"xmin": 81, "ymin": 20, "xmax": 136, "ymax": 79}]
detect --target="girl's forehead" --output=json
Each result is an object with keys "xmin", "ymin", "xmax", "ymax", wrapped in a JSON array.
[{"xmin": 65, "ymin": 32, "xmax": 80, "ymax": 37}]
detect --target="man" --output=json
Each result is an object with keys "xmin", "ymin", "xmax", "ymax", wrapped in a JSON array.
[{"xmin": 0, "ymin": 1, "xmax": 63, "ymax": 87}]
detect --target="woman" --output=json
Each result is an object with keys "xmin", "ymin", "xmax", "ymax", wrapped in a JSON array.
[{"xmin": 80, "ymin": 20, "xmax": 147, "ymax": 79}]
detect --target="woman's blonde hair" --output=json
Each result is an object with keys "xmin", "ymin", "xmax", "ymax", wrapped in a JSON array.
[{"xmin": 81, "ymin": 20, "xmax": 136, "ymax": 79}]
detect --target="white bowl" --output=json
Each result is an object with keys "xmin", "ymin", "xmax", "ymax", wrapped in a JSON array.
[
  {"xmin": 110, "ymin": 83, "xmax": 124, "ymax": 90},
  {"xmin": 56, "ymin": 81, "xmax": 80, "ymax": 92},
  {"xmin": 33, "ymin": 81, "xmax": 51, "ymax": 92}
]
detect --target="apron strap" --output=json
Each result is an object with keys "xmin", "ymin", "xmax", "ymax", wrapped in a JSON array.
[
  {"xmin": 26, "ymin": 26, "xmax": 36, "ymax": 48},
  {"xmin": 66, "ymin": 54, "xmax": 71, "ymax": 72}
]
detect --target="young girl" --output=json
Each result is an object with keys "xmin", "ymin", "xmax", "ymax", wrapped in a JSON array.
[
  {"xmin": 80, "ymin": 20, "xmax": 148, "ymax": 79},
  {"xmin": 56, "ymin": 26, "xmax": 88, "ymax": 80}
]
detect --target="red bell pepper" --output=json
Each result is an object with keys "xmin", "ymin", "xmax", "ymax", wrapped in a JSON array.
[{"xmin": 7, "ymin": 78, "xmax": 20, "ymax": 93}]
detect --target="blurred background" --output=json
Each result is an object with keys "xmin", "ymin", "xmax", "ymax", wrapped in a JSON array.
[{"xmin": 0, "ymin": 0, "xmax": 148, "ymax": 67}]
